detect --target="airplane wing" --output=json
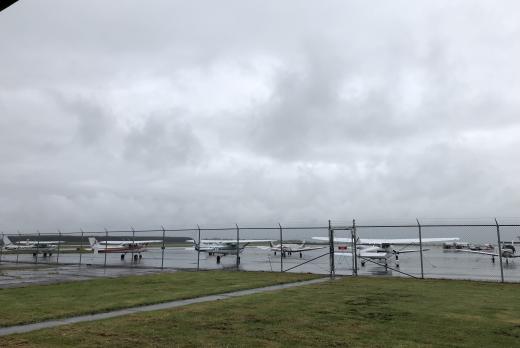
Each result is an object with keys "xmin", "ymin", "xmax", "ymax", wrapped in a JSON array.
[
  {"xmin": 106, "ymin": 240, "xmax": 162, "ymax": 246},
  {"xmin": 457, "ymin": 249, "xmax": 498, "ymax": 257},
  {"xmin": 21, "ymin": 240, "xmax": 64, "ymax": 244},
  {"xmin": 360, "ymin": 238, "xmax": 459, "ymax": 245},
  {"xmin": 132, "ymin": 240, "xmax": 162, "ymax": 245},
  {"xmin": 201, "ymin": 239, "xmax": 274, "ymax": 243},
  {"xmin": 291, "ymin": 246, "xmax": 327, "ymax": 252},
  {"xmin": 312, "ymin": 237, "xmax": 459, "ymax": 244},
  {"xmin": 96, "ymin": 240, "xmax": 128, "ymax": 245},
  {"xmin": 394, "ymin": 248, "xmax": 430, "ymax": 254}
]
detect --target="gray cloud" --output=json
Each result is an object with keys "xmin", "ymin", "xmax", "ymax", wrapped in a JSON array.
[{"xmin": 1, "ymin": 1, "xmax": 520, "ymax": 235}]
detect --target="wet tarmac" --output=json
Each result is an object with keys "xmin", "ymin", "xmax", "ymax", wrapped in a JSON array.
[
  {"xmin": 1, "ymin": 245, "xmax": 518, "ymax": 285},
  {"xmin": 0, "ymin": 264, "xmax": 168, "ymax": 288}
]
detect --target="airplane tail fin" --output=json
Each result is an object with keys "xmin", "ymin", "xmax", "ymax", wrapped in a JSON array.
[
  {"xmin": 88, "ymin": 237, "xmax": 99, "ymax": 248},
  {"xmin": 269, "ymin": 241, "xmax": 274, "ymax": 248},
  {"xmin": 3, "ymin": 235, "xmax": 12, "ymax": 246},
  {"xmin": 88, "ymin": 237, "xmax": 100, "ymax": 254}
]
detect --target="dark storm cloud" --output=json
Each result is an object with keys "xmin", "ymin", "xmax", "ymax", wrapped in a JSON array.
[{"xmin": 1, "ymin": 0, "xmax": 520, "ymax": 234}]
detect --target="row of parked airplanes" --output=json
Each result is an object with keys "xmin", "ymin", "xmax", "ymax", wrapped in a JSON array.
[{"xmin": 2, "ymin": 235, "xmax": 520, "ymax": 267}]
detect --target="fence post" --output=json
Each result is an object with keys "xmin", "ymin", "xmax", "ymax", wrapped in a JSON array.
[
  {"xmin": 131, "ymin": 226, "xmax": 136, "ymax": 265},
  {"xmin": 104, "ymin": 228, "xmax": 108, "ymax": 268},
  {"xmin": 352, "ymin": 219, "xmax": 358, "ymax": 276},
  {"xmin": 495, "ymin": 218, "xmax": 504, "ymax": 283},
  {"xmin": 328, "ymin": 220, "xmax": 335, "ymax": 279},
  {"xmin": 56, "ymin": 229, "xmax": 61, "ymax": 265},
  {"xmin": 279, "ymin": 223, "xmax": 283, "ymax": 272},
  {"xmin": 79, "ymin": 229, "xmax": 84, "ymax": 267},
  {"xmin": 0, "ymin": 232, "xmax": 3, "ymax": 264},
  {"xmin": 161, "ymin": 226, "xmax": 166, "ymax": 270},
  {"xmin": 16, "ymin": 230, "xmax": 20, "ymax": 264},
  {"xmin": 236, "ymin": 224, "xmax": 240, "ymax": 271},
  {"xmin": 416, "ymin": 218, "xmax": 424, "ymax": 279},
  {"xmin": 197, "ymin": 224, "xmax": 201, "ymax": 271},
  {"xmin": 35, "ymin": 230, "xmax": 41, "ymax": 265}
]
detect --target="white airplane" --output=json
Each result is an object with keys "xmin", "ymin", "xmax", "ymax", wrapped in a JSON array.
[
  {"xmin": 312, "ymin": 237, "xmax": 460, "ymax": 269},
  {"xmin": 2, "ymin": 236, "xmax": 62, "ymax": 257},
  {"xmin": 457, "ymin": 241, "xmax": 519, "ymax": 264},
  {"xmin": 187, "ymin": 239, "xmax": 274, "ymax": 264},
  {"xmin": 260, "ymin": 241, "xmax": 326, "ymax": 258},
  {"xmin": 88, "ymin": 237, "xmax": 162, "ymax": 260}
]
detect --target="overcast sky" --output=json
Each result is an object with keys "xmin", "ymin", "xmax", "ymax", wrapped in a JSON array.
[{"xmin": 1, "ymin": 1, "xmax": 520, "ymax": 233}]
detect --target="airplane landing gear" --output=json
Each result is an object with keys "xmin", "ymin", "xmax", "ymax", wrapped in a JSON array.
[
  {"xmin": 43, "ymin": 253, "xmax": 47, "ymax": 257},
  {"xmin": 216, "ymin": 255, "xmax": 221, "ymax": 264},
  {"xmin": 237, "ymin": 256, "xmax": 240, "ymax": 265},
  {"xmin": 139, "ymin": 254, "xmax": 142, "ymax": 259},
  {"xmin": 492, "ymin": 256, "xmax": 495, "ymax": 263},
  {"xmin": 395, "ymin": 254, "xmax": 400, "ymax": 268},
  {"xmin": 121, "ymin": 254, "xmax": 125, "ymax": 260},
  {"xmin": 299, "ymin": 252, "xmax": 303, "ymax": 258},
  {"xmin": 274, "ymin": 251, "xmax": 277, "ymax": 255},
  {"xmin": 33, "ymin": 252, "xmax": 37, "ymax": 257},
  {"xmin": 361, "ymin": 261, "xmax": 366, "ymax": 267},
  {"xmin": 133, "ymin": 254, "xmax": 139, "ymax": 262}
]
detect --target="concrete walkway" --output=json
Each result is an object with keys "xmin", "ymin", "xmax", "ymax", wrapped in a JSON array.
[{"xmin": 0, "ymin": 277, "xmax": 330, "ymax": 336}]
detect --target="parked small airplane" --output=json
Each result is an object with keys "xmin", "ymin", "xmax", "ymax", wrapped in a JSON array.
[
  {"xmin": 187, "ymin": 239, "xmax": 274, "ymax": 264},
  {"xmin": 261, "ymin": 241, "xmax": 326, "ymax": 258},
  {"xmin": 2, "ymin": 236, "xmax": 61, "ymax": 257},
  {"xmin": 88, "ymin": 237, "xmax": 162, "ymax": 260},
  {"xmin": 458, "ymin": 241, "xmax": 519, "ymax": 264},
  {"xmin": 312, "ymin": 237, "xmax": 459, "ymax": 269}
]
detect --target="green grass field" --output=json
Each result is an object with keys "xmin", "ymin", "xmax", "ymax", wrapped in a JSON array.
[
  {"xmin": 0, "ymin": 270, "xmax": 317, "ymax": 327},
  {"xmin": 2, "ymin": 276, "xmax": 520, "ymax": 347}
]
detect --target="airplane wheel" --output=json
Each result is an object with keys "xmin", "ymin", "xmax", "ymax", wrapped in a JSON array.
[
  {"xmin": 139, "ymin": 254, "xmax": 142, "ymax": 259},
  {"xmin": 361, "ymin": 262, "xmax": 365, "ymax": 267},
  {"xmin": 49, "ymin": 253, "xmax": 52, "ymax": 256},
  {"xmin": 299, "ymin": 252, "xmax": 303, "ymax": 258},
  {"xmin": 33, "ymin": 253, "xmax": 37, "ymax": 257},
  {"xmin": 133, "ymin": 254, "xmax": 138, "ymax": 261},
  {"xmin": 43, "ymin": 253, "xmax": 47, "ymax": 257},
  {"xmin": 274, "ymin": 251, "xmax": 277, "ymax": 255},
  {"xmin": 121, "ymin": 254, "xmax": 125, "ymax": 260},
  {"xmin": 216, "ymin": 256, "xmax": 221, "ymax": 264}
]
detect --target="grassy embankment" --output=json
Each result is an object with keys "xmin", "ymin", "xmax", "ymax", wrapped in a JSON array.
[
  {"xmin": 2, "ymin": 276, "xmax": 520, "ymax": 347},
  {"xmin": 0, "ymin": 271, "xmax": 317, "ymax": 327}
]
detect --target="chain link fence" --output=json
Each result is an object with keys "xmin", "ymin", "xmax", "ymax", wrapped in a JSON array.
[{"xmin": 1, "ymin": 219, "xmax": 519, "ymax": 282}]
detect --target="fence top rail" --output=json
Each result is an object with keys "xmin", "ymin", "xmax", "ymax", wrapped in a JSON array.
[
  {"xmin": 4, "ymin": 223, "xmax": 518, "ymax": 236},
  {"xmin": 356, "ymin": 223, "xmax": 520, "ymax": 228}
]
